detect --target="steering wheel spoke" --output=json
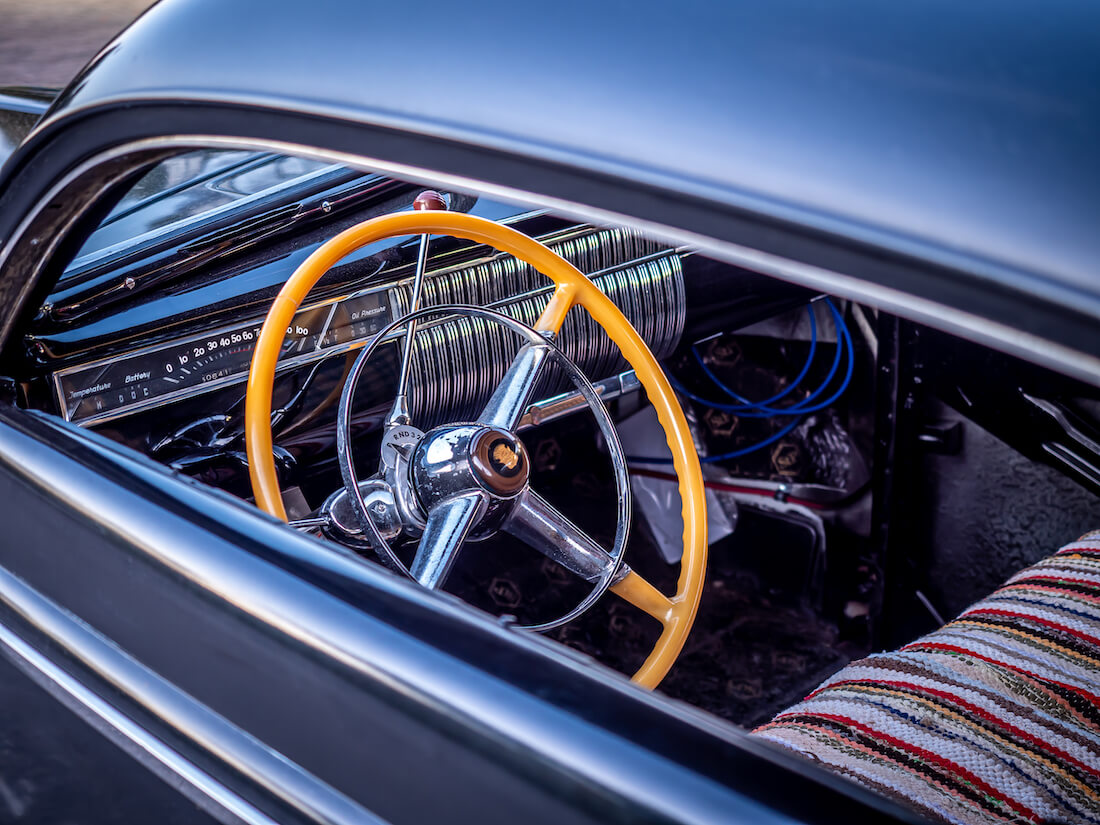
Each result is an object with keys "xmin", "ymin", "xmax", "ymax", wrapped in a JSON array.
[
  {"xmin": 610, "ymin": 571, "xmax": 675, "ymax": 624},
  {"xmin": 505, "ymin": 489, "xmax": 627, "ymax": 584},
  {"xmin": 479, "ymin": 342, "xmax": 552, "ymax": 431},
  {"xmin": 534, "ymin": 283, "xmax": 576, "ymax": 334},
  {"xmin": 410, "ymin": 492, "xmax": 486, "ymax": 590},
  {"xmin": 480, "ymin": 283, "xmax": 580, "ymax": 430}
]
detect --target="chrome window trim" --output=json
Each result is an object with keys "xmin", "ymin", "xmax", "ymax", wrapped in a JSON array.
[
  {"xmin": 0, "ymin": 408, "xmax": 785, "ymax": 825},
  {"xmin": 2, "ymin": 134, "xmax": 1098, "ymax": 389},
  {"xmin": 0, "ymin": 562, "xmax": 386, "ymax": 825}
]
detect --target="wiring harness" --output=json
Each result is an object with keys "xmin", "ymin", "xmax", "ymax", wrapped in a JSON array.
[{"xmin": 630, "ymin": 298, "xmax": 854, "ymax": 465}]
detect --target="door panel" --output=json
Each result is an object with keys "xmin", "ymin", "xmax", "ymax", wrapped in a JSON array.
[{"xmin": 0, "ymin": 406, "xmax": 912, "ymax": 825}]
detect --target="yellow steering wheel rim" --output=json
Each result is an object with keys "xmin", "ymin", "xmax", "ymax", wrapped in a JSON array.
[{"xmin": 245, "ymin": 210, "xmax": 707, "ymax": 689}]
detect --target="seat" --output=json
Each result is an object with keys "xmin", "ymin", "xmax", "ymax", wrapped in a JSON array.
[{"xmin": 751, "ymin": 531, "xmax": 1100, "ymax": 825}]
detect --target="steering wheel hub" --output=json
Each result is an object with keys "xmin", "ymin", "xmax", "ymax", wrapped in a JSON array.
[
  {"xmin": 470, "ymin": 429, "xmax": 529, "ymax": 496},
  {"xmin": 410, "ymin": 424, "xmax": 530, "ymax": 516}
]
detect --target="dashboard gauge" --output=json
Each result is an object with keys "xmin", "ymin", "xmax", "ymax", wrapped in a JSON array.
[{"xmin": 54, "ymin": 288, "xmax": 392, "ymax": 425}]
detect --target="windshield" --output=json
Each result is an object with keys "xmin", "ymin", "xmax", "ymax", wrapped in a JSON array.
[{"xmin": 64, "ymin": 150, "xmax": 342, "ymax": 278}]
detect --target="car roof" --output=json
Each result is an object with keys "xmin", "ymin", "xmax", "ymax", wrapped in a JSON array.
[{"xmin": 16, "ymin": 0, "xmax": 1100, "ymax": 336}]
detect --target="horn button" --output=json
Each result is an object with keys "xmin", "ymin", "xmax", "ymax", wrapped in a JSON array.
[
  {"xmin": 471, "ymin": 430, "xmax": 529, "ymax": 495},
  {"xmin": 410, "ymin": 425, "xmax": 530, "ymax": 519}
]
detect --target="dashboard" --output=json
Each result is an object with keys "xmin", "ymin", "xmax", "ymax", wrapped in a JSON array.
[{"xmin": 16, "ymin": 150, "xmax": 805, "ymax": 505}]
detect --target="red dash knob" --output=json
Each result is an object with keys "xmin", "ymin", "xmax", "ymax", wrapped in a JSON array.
[{"xmin": 413, "ymin": 190, "xmax": 447, "ymax": 211}]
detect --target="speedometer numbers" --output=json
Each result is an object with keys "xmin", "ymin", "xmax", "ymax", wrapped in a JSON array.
[{"xmin": 55, "ymin": 290, "xmax": 391, "ymax": 424}]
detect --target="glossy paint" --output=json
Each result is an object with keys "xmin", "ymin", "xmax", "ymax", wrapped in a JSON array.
[
  {"xmin": 0, "ymin": 0, "xmax": 1096, "ymax": 377},
  {"xmin": 40, "ymin": 0, "xmax": 1099, "ymax": 291},
  {"xmin": 0, "ymin": 649, "xmax": 221, "ymax": 823}
]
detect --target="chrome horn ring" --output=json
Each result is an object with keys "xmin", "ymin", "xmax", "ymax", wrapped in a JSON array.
[{"xmin": 335, "ymin": 304, "xmax": 632, "ymax": 632}]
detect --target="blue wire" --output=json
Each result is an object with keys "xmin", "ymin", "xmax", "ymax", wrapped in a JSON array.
[
  {"xmin": 691, "ymin": 301, "xmax": 817, "ymax": 411},
  {"xmin": 627, "ymin": 300, "xmax": 855, "ymax": 465},
  {"xmin": 670, "ymin": 298, "xmax": 853, "ymax": 418},
  {"xmin": 684, "ymin": 298, "xmax": 845, "ymax": 416},
  {"xmin": 700, "ymin": 415, "xmax": 804, "ymax": 462},
  {"xmin": 627, "ymin": 414, "xmax": 804, "ymax": 465}
]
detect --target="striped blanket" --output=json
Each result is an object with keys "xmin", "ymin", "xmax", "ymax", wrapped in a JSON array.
[{"xmin": 752, "ymin": 531, "xmax": 1100, "ymax": 824}]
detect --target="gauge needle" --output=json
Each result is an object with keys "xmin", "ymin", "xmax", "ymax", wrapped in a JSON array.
[{"xmin": 387, "ymin": 190, "xmax": 447, "ymax": 427}]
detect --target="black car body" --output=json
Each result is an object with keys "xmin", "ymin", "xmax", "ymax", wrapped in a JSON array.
[{"xmin": 0, "ymin": 1, "xmax": 1096, "ymax": 823}]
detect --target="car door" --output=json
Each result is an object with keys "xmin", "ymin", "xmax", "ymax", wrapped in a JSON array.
[{"xmin": 0, "ymin": 94, "xmax": 916, "ymax": 825}]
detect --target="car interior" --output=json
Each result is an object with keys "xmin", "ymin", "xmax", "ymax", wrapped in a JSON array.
[{"xmin": 9, "ymin": 147, "xmax": 1100, "ymax": 822}]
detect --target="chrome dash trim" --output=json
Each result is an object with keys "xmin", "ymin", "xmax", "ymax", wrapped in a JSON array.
[
  {"xmin": 53, "ymin": 229, "xmax": 680, "ymax": 428},
  {"xmin": 50, "ymin": 280, "xmax": 394, "ymax": 426}
]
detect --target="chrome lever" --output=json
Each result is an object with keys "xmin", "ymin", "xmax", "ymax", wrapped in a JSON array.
[
  {"xmin": 387, "ymin": 190, "xmax": 447, "ymax": 428},
  {"xmin": 287, "ymin": 515, "xmax": 331, "ymax": 531}
]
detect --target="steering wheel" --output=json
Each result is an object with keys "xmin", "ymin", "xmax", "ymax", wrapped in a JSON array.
[{"xmin": 244, "ymin": 208, "xmax": 707, "ymax": 689}]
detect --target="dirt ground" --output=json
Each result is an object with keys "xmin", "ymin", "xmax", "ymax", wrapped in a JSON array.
[{"xmin": 0, "ymin": 0, "xmax": 155, "ymax": 87}]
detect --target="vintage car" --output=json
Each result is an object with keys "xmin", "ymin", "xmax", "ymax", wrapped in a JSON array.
[{"xmin": 0, "ymin": 1, "xmax": 1097, "ymax": 823}]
